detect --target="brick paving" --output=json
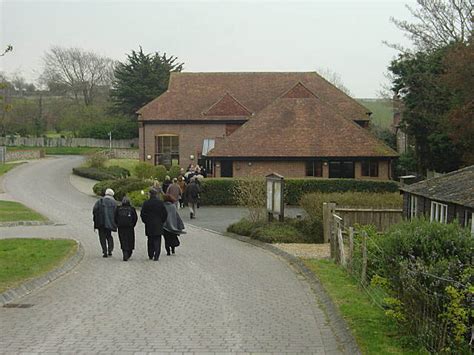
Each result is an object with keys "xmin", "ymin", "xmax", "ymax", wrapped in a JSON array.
[{"xmin": 0, "ymin": 157, "xmax": 355, "ymax": 354}]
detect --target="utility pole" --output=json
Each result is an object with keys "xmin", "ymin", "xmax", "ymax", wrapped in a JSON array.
[{"xmin": 108, "ymin": 131, "xmax": 112, "ymax": 151}]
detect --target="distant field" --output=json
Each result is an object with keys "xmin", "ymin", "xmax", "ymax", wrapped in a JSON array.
[{"xmin": 357, "ymin": 98, "xmax": 394, "ymax": 129}]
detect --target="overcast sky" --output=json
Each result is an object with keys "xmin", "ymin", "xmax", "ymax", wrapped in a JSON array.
[{"xmin": 0, "ymin": 0, "xmax": 415, "ymax": 98}]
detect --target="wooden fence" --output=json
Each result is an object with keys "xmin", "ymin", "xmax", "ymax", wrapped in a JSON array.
[
  {"xmin": 322, "ymin": 202, "xmax": 403, "ymax": 243},
  {"xmin": 0, "ymin": 137, "xmax": 138, "ymax": 149}
]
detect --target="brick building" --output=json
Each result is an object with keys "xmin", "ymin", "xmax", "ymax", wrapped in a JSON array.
[{"xmin": 137, "ymin": 72, "xmax": 397, "ymax": 179}]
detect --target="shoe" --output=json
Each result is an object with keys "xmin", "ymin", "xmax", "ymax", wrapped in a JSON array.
[
  {"xmin": 123, "ymin": 256, "xmax": 128, "ymax": 261},
  {"xmin": 153, "ymin": 257, "xmax": 159, "ymax": 261},
  {"xmin": 108, "ymin": 252, "xmax": 112, "ymax": 256},
  {"xmin": 149, "ymin": 257, "xmax": 153, "ymax": 260},
  {"xmin": 172, "ymin": 249, "xmax": 175, "ymax": 254},
  {"xmin": 103, "ymin": 253, "xmax": 108, "ymax": 258}
]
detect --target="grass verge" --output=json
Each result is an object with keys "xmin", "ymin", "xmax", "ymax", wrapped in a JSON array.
[
  {"xmin": 0, "ymin": 163, "xmax": 22, "ymax": 177},
  {"xmin": 304, "ymin": 259, "xmax": 426, "ymax": 354},
  {"xmin": 0, "ymin": 238, "xmax": 77, "ymax": 293},
  {"xmin": 0, "ymin": 201, "xmax": 46, "ymax": 222}
]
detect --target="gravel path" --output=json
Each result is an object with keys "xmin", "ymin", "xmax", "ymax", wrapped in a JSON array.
[{"xmin": 0, "ymin": 156, "xmax": 351, "ymax": 354}]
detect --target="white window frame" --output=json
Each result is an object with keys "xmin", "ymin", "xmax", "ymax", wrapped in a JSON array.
[
  {"xmin": 430, "ymin": 201, "xmax": 448, "ymax": 223},
  {"xmin": 409, "ymin": 195, "xmax": 418, "ymax": 219}
]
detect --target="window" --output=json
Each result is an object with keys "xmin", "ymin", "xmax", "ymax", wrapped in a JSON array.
[
  {"xmin": 329, "ymin": 161, "xmax": 354, "ymax": 178},
  {"xmin": 430, "ymin": 201, "xmax": 448, "ymax": 223},
  {"xmin": 410, "ymin": 195, "xmax": 418, "ymax": 219},
  {"xmin": 305, "ymin": 161, "xmax": 322, "ymax": 177},
  {"xmin": 361, "ymin": 161, "xmax": 379, "ymax": 177},
  {"xmin": 155, "ymin": 135, "xmax": 179, "ymax": 168}
]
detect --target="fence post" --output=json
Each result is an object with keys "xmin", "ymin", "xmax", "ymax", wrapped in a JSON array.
[
  {"xmin": 348, "ymin": 226, "xmax": 354, "ymax": 273},
  {"xmin": 338, "ymin": 227, "xmax": 346, "ymax": 267},
  {"xmin": 361, "ymin": 230, "xmax": 368, "ymax": 285},
  {"xmin": 324, "ymin": 202, "xmax": 336, "ymax": 257}
]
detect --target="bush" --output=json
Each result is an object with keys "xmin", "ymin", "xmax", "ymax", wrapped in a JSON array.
[
  {"xmin": 227, "ymin": 217, "xmax": 322, "ymax": 243},
  {"xmin": 73, "ymin": 166, "xmax": 130, "ymax": 181},
  {"xmin": 77, "ymin": 116, "xmax": 138, "ymax": 139},
  {"xmin": 154, "ymin": 165, "xmax": 167, "ymax": 181},
  {"xmin": 168, "ymin": 165, "xmax": 182, "ymax": 179},
  {"xmin": 232, "ymin": 178, "xmax": 266, "ymax": 222},
  {"xmin": 354, "ymin": 220, "xmax": 473, "ymax": 352},
  {"xmin": 93, "ymin": 178, "xmax": 151, "ymax": 201},
  {"xmin": 86, "ymin": 151, "xmax": 107, "ymax": 168},
  {"xmin": 105, "ymin": 165, "xmax": 130, "ymax": 179},
  {"xmin": 199, "ymin": 178, "xmax": 399, "ymax": 206},
  {"xmin": 128, "ymin": 189, "xmax": 149, "ymax": 207},
  {"xmin": 134, "ymin": 162, "xmax": 156, "ymax": 179}
]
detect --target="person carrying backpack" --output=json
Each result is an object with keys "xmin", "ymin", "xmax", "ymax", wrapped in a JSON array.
[
  {"xmin": 114, "ymin": 196, "xmax": 138, "ymax": 261},
  {"xmin": 93, "ymin": 188, "xmax": 117, "ymax": 258}
]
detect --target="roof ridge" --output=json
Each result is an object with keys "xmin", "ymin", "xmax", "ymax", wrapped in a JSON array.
[{"xmin": 202, "ymin": 91, "xmax": 252, "ymax": 116}]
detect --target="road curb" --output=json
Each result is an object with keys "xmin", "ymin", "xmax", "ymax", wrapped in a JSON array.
[
  {"xmin": 191, "ymin": 225, "xmax": 361, "ymax": 355},
  {"xmin": 0, "ymin": 239, "xmax": 84, "ymax": 306},
  {"xmin": 0, "ymin": 220, "xmax": 55, "ymax": 227}
]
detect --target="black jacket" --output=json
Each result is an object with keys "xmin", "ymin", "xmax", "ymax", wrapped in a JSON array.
[{"xmin": 140, "ymin": 197, "xmax": 168, "ymax": 237}]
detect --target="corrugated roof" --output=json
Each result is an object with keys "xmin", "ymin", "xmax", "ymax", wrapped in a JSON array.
[
  {"xmin": 208, "ymin": 96, "xmax": 397, "ymax": 158},
  {"xmin": 400, "ymin": 165, "xmax": 474, "ymax": 208},
  {"xmin": 137, "ymin": 72, "xmax": 370, "ymax": 121}
]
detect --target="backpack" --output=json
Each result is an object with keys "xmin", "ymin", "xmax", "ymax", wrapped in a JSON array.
[{"xmin": 116, "ymin": 206, "xmax": 135, "ymax": 228}]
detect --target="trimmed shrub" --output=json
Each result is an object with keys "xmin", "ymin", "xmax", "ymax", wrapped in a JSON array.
[
  {"xmin": 128, "ymin": 189, "xmax": 150, "ymax": 207},
  {"xmin": 93, "ymin": 178, "xmax": 151, "ymax": 201},
  {"xmin": 73, "ymin": 166, "xmax": 130, "ymax": 181},
  {"xmin": 134, "ymin": 162, "xmax": 156, "ymax": 180},
  {"xmin": 154, "ymin": 165, "xmax": 167, "ymax": 182},
  {"xmin": 73, "ymin": 167, "xmax": 115, "ymax": 181},
  {"xmin": 104, "ymin": 165, "xmax": 130, "ymax": 179},
  {"xmin": 168, "ymin": 165, "xmax": 182, "ymax": 179},
  {"xmin": 199, "ymin": 178, "xmax": 399, "ymax": 206},
  {"xmin": 227, "ymin": 217, "xmax": 322, "ymax": 243}
]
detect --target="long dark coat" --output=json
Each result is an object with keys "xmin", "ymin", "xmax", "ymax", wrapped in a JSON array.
[
  {"xmin": 140, "ymin": 196, "xmax": 168, "ymax": 237},
  {"xmin": 163, "ymin": 202, "xmax": 185, "ymax": 248},
  {"xmin": 114, "ymin": 205, "xmax": 138, "ymax": 251},
  {"xmin": 184, "ymin": 182, "xmax": 200, "ymax": 204}
]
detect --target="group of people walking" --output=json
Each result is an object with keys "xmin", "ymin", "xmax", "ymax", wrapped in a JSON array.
[{"xmin": 93, "ymin": 187, "xmax": 185, "ymax": 261}]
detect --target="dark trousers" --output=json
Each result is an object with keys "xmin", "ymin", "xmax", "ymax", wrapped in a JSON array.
[
  {"xmin": 98, "ymin": 228, "xmax": 114, "ymax": 254},
  {"xmin": 147, "ymin": 235, "xmax": 162, "ymax": 260}
]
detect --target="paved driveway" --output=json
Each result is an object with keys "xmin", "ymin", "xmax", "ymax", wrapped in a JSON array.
[{"xmin": 0, "ymin": 156, "xmax": 349, "ymax": 354}]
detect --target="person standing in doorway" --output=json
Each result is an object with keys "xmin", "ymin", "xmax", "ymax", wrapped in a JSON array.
[
  {"xmin": 184, "ymin": 177, "xmax": 200, "ymax": 219},
  {"xmin": 114, "ymin": 196, "xmax": 138, "ymax": 261},
  {"xmin": 140, "ymin": 188, "xmax": 168, "ymax": 261},
  {"xmin": 93, "ymin": 188, "xmax": 117, "ymax": 258}
]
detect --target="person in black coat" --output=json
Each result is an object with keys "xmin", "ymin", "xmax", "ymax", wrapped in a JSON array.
[
  {"xmin": 114, "ymin": 197, "xmax": 138, "ymax": 261},
  {"xmin": 93, "ymin": 188, "xmax": 117, "ymax": 258},
  {"xmin": 140, "ymin": 188, "xmax": 168, "ymax": 261},
  {"xmin": 184, "ymin": 177, "xmax": 201, "ymax": 219}
]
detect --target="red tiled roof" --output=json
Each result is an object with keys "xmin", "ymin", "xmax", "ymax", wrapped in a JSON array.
[
  {"xmin": 208, "ymin": 96, "xmax": 397, "ymax": 158},
  {"xmin": 137, "ymin": 72, "xmax": 370, "ymax": 121}
]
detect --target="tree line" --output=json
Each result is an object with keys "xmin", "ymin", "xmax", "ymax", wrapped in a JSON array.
[
  {"xmin": 388, "ymin": 0, "xmax": 473, "ymax": 174},
  {"xmin": 0, "ymin": 46, "xmax": 184, "ymax": 139}
]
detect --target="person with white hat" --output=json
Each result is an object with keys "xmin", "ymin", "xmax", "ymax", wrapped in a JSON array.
[{"xmin": 93, "ymin": 188, "xmax": 118, "ymax": 258}]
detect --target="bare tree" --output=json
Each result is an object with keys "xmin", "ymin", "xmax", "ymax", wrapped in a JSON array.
[
  {"xmin": 317, "ymin": 67, "xmax": 352, "ymax": 96},
  {"xmin": 389, "ymin": 0, "xmax": 473, "ymax": 51},
  {"xmin": 41, "ymin": 46, "xmax": 115, "ymax": 105}
]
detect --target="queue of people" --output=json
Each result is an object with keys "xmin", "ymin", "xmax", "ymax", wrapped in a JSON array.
[{"xmin": 92, "ymin": 164, "xmax": 208, "ymax": 260}]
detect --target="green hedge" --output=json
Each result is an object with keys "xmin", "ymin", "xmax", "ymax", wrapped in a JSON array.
[
  {"xmin": 200, "ymin": 178, "xmax": 399, "ymax": 206},
  {"xmin": 93, "ymin": 178, "xmax": 151, "ymax": 201},
  {"xmin": 72, "ymin": 166, "xmax": 130, "ymax": 181}
]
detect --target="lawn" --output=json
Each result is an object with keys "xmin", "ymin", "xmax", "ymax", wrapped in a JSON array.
[
  {"xmin": 357, "ymin": 98, "xmax": 394, "ymax": 129},
  {"xmin": 104, "ymin": 158, "xmax": 139, "ymax": 176},
  {"xmin": 0, "ymin": 238, "xmax": 77, "ymax": 293},
  {"xmin": 304, "ymin": 259, "xmax": 426, "ymax": 354},
  {"xmin": 0, "ymin": 163, "xmax": 22, "ymax": 177},
  {"xmin": 0, "ymin": 200, "xmax": 46, "ymax": 222}
]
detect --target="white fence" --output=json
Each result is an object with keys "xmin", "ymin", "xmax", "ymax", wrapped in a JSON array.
[{"xmin": 0, "ymin": 137, "xmax": 138, "ymax": 149}]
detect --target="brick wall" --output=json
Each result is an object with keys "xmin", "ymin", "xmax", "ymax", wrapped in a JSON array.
[
  {"xmin": 231, "ymin": 161, "xmax": 306, "ymax": 177},
  {"xmin": 141, "ymin": 122, "xmax": 227, "ymax": 168},
  {"xmin": 354, "ymin": 160, "xmax": 390, "ymax": 180}
]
